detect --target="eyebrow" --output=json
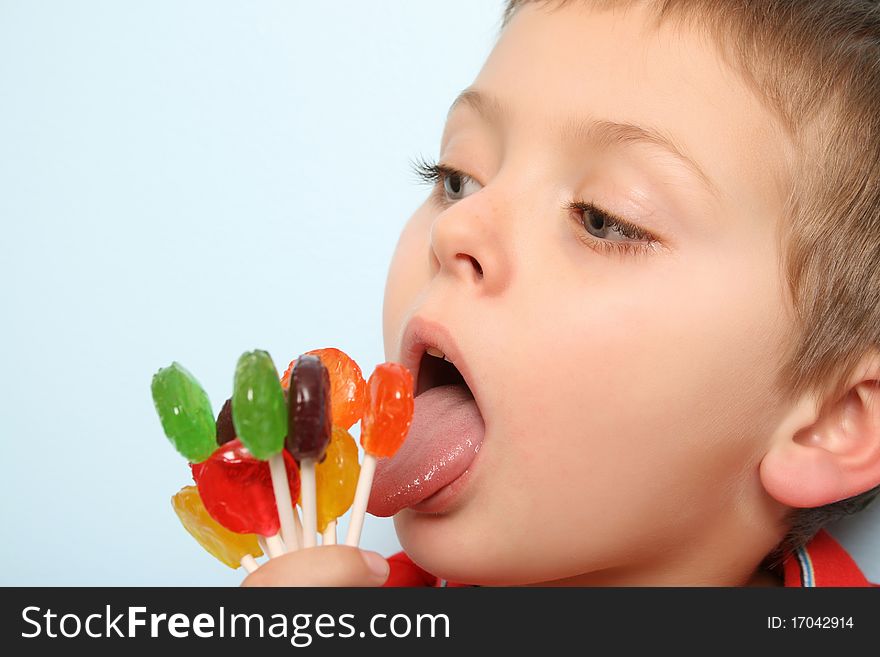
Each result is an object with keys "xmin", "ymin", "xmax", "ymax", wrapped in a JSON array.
[{"xmin": 448, "ymin": 88, "xmax": 721, "ymax": 200}]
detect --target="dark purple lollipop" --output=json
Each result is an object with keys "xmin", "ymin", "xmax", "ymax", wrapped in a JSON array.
[
  {"xmin": 285, "ymin": 354, "xmax": 332, "ymax": 461},
  {"xmin": 215, "ymin": 398, "xmax": 236, "ymax": 445}
]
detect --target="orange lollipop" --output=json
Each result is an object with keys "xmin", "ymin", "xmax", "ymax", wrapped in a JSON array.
[
  {"xmin": 282, "ymin": 348, "xmax": 366, "ymax": 430},
  {"xmin": 344, "ymin": 362, "xmax": 414, "ymax": 546}
]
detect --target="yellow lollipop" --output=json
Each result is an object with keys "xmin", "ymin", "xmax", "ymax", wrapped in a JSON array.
[
  {"xmin": 314, "ymin": 426, "xmax": 360, "ymax": 543},
  {"xmin": 171, "ymin": 485, "xmax": 263, "ymax": 571}
]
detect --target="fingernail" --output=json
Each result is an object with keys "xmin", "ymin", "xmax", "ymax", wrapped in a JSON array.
[{"xmin": 361, "ymin": 550, "xmax": 390, "ymax": 579}]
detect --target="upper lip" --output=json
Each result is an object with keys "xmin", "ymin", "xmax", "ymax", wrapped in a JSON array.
[{"xmin": 399, "ymin": 315, "xmax": 483, "ymax": 413}]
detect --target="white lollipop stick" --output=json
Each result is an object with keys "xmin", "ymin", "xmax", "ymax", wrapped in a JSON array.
[
  {"xmin": 240, "ymin": 554, "xmax": 259, "ymax": 573},
  {"xmin": 264, "ymin": 533, "xmax": 285, "ymax": 558},
  {"xmin": 322, "ymin": 520, "xmax": 337, "ymax": 545},
  {"xmin": 268, "ymin": 452, "xmax": 299, "ymax": 551},
  {"xmin": 300, "ymin": 458, "xmax": 317, "ymax": 548},
  {"xmin": 294, "ymin": 505, "xmax": 304, "ymax": 547},
  {"xmin": 344, "ymin": 453, "xmax": 377, "ymax": 547},
  {"xmin": 257, "ymin": 535, "xmax": 270, "ymax": 556}
]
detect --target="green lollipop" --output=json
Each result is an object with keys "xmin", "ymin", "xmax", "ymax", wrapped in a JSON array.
[
  {"xmin": 151, "ymin": 362, "xmax": 216, "ymax": 463},
  {"xmin": 232, "ymin": 350, "xmax": 288, "ymax": 460},
  {"xmin": 231, "ymin": 350, "xmax": 301, "ymax": 550}
]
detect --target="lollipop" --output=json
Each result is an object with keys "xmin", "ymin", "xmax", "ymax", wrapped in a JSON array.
[
  {"xmin": 345, "ymin": 362, "xmax": 414, "ymax": 547},
  {"xmin": 314, "ymin": 426, "xmax": 360, "ymax": 545},
  {"xmin": 215, "ymin": 398, "xmax": 235, "ymax": 445},
  {"xmin": 286, "ymin": 354, "xmax": 332, "ymax": 548},
  {"xmin": 232, "ymin": 350, "xmax": 300, "ymax": 551},
  {"xmin": 283, "ymin": 348, "xmax": 366, "ymax": 430},
  {"xmin": 195, "ymin": 439, "xmax": 300, "ymax": 557},
  {"xmin": 171, "ymin": 485, "xmax": 262, "ymax": 573},
  {"xmin": 151, "ymin": 362, "xmax": 216, "ymax": 463}
]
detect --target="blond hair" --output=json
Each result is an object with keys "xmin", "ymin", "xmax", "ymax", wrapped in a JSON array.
[{"xmin": 503, "ymin": 0, "xmax": 880, "ymax": 557}]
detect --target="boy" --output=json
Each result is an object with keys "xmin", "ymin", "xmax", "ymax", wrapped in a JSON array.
[{"xmin": 246, "ymin": 0, "xmax": 880, "ymax": 586}]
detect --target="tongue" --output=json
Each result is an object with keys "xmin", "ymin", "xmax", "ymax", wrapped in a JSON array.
[{"xmin": 367, "ymin": 383, "xmax": 485, "ymax": 516}]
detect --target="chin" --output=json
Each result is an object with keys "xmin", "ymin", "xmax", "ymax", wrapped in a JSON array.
[{"xmin": 393, "ymin": 509, "xmax": 538, "ymax": 586}]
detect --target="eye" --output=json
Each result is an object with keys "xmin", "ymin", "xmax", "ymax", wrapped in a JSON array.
[
  {"xmin": 409, "ymin": 157, "xmax": 483, "ymax": 204},
  {"xmin": 442, "ymin": 169, "xmax": 482, "ymax": 201},
  {"xmin": 578, "ymin": 203, "xmax": 643, "ymax": 242},
  {"xmin": 569, "ymin": 201, "xmax": 660, "ymax": 255}
]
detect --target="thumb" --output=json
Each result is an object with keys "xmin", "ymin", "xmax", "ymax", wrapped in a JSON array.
[{"xmin": 240, "ymin": 545, "xmax": 390, "ymax": 587}]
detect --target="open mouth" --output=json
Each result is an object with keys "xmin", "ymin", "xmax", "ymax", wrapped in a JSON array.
[
  {"xmin": 415, "ymin": 348, "xmax": 475, "ymax": 400},
  {"xmin": 366, "ymin": 316, "xmax": 487, "ymax": 516}
]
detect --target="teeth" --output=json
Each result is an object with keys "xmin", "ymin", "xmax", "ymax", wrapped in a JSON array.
[{"xmin": 425, "ymin": 346, "xmax": 445, "ymax": 359}]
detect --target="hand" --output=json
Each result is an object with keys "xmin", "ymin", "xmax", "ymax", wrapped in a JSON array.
[{"xmin": 241, "ymin": 545, "xmax": 390, "ymax": 587}]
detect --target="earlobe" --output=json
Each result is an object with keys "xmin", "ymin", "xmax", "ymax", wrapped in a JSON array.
[{"xmin": 760, "ymin": 355, "xmax": 880, "ymax": 509}]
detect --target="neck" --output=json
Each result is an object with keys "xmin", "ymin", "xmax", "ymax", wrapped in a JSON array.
[{"xmin": 744, "ymin": 565, "xmax": 784, "ymax": 587}]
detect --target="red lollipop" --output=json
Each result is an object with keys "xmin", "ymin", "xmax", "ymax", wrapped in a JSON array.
[{"xmin": 196, "ymin": 439, "xmax": 301, "ymax": 537}]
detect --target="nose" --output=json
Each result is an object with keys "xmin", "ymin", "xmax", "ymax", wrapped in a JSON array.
[{"xmin": 428, "ymin": 197, "xmax": 511, "ymax": 295}]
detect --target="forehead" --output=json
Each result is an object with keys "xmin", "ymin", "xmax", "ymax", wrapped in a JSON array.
[{"xmin": 457, "ymin": 3, "xmax": 793, "ymax": 220}]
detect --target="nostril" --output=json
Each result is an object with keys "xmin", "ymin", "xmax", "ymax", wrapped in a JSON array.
[
  {"xmin": 468, "ymin": 255, "xmax": 483, "ymax": 278},
  {"xmin": 454, "ymin": 253, "xmax": 484, "ymax": 279}
]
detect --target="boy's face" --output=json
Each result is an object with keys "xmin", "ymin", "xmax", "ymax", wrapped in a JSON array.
[{"xmin": 378, "ymin": 3, "xmax": 795, "ymax": 584}]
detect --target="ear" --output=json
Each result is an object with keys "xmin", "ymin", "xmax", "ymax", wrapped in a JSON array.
[{"xmin": 760, "ymin": 351, "xmax": 880, "ymax": 508}]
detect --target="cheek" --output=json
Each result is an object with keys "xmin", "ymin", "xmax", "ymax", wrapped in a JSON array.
[
  {"xmin": 491, "ymin": 245, "xmax": 790, "ymax": 545},
  {"xmin": 382, "ymin": 205, "xmax": 433, "ymax": 359}
]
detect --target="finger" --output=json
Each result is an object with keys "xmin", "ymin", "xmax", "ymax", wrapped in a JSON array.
[{"xmin": 240, "ymin": 545, "xmax": 389, "ymax": 587}]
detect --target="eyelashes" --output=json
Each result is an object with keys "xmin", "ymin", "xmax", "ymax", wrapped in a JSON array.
[
  {"xmin": 409, "ymin": 155, "xmax": 662, "ymax": 256},
  {"xmin": 410, "ymin": 155, "xmax": 445, "ymax": 185}
]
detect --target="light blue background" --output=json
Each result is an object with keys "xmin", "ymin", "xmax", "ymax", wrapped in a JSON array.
[{"xmin": 0, "ymin": 0, "xmax": 876, "ymax": 585}]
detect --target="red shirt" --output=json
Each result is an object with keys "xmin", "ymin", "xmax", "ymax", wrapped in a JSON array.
[
  {"xmin": 781, "ymin": 529, "xmax": 877, "ymax": 587},
  {"xmin": 384, "ymin": 529, "xmax": 877, "ymax": 587}
]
